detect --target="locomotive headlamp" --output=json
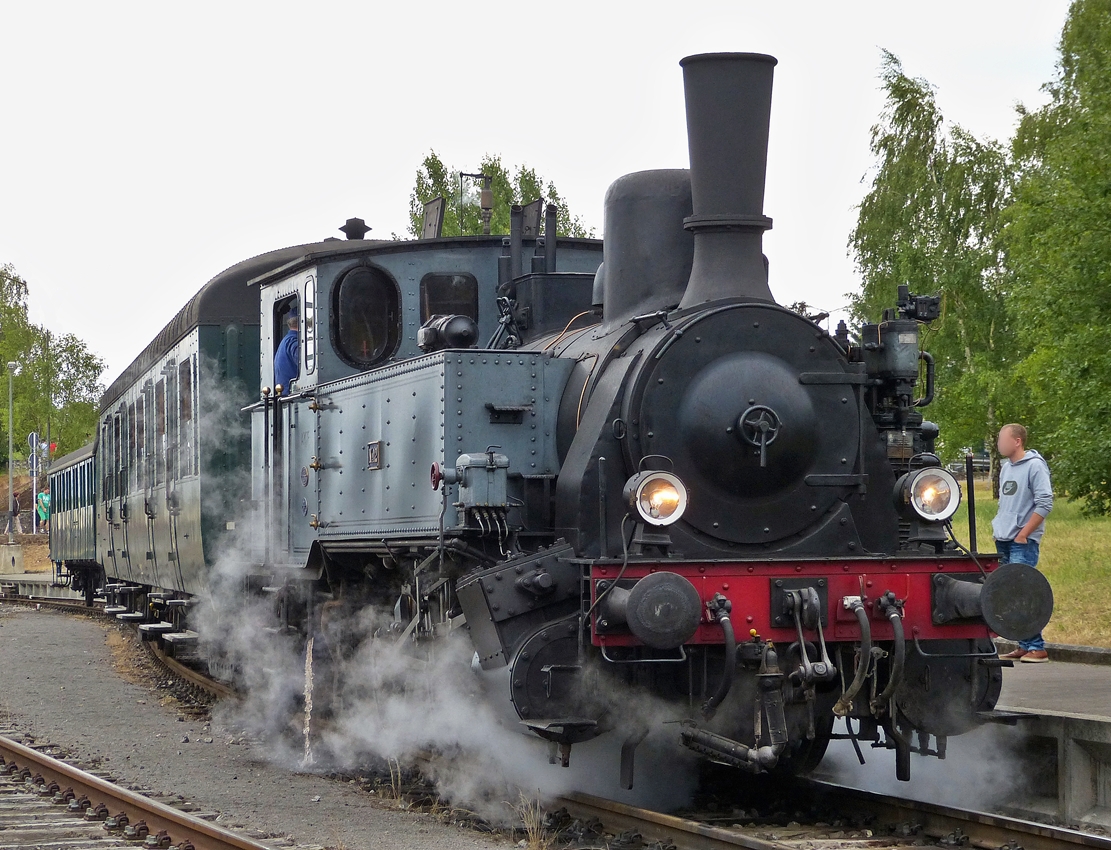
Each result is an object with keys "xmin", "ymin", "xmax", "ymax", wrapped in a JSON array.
[
  {"xmin": 623, "ymin": 471, "xmax": 688, "ymax": 526},
  {"xmin": 897, "ymin": 467, "xmax": 961, "ymax": 522}
]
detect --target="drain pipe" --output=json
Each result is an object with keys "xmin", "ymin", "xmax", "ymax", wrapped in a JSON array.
[{"xmin": 834, "ymin": 596, "xmax": 872, "ymax": 716}]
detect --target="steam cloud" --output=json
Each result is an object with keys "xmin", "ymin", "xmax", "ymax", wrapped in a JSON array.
[
  {"xmin": 817, "ymin": 720, "xmax": 1039, "ymax": 814},
  {"xmin": 189, "ymin": 364, "xmax": 698, "ymax": 822},
  {"xmin": 194, "ymin": 557, "xmax": 699, "ymax": 820}
]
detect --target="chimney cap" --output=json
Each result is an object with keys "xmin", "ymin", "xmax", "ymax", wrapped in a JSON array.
[
  {"xmin": 340, "ymin": 218, "xmax": 372, "ymax": 240},
  {"xmin": 680, "ymin": 52, "xmax": 777, "ymax": 68}
]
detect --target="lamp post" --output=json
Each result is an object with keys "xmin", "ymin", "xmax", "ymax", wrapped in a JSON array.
[{"xmin": 7, "ymin": 361, "xmax": 16, "ymax": 544}]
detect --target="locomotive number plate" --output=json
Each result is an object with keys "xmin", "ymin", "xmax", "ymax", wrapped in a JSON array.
[{"xmin": 367, "ymin": 440, "xmax": 382, "ymax": 470}]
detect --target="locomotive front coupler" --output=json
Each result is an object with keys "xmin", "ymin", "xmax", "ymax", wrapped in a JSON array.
[
  {"xmin": 681, "ymin": 642, "xmax": 788, "ymax": 773},
  {"xmin": 783, "ymin": 588, "xmax": 836, "ymax": 687}
]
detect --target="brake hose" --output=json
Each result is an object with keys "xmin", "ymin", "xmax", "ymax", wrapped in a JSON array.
[
  {"xmin": 701, "ymin": 594, "xmax": 736, "ymax": 719},
  {"xmin": 871, "ymin": 603, "xmax": 906, "ymax": 715},
  {"xmin": 834, "ymin": 598, "xmax": 872, "ymax": 716}
]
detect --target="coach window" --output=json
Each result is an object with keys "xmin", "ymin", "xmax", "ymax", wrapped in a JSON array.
[
  {"xmin": 167, "ymin": 366, "xmax": 178, "ymax": 482},
  {"xmin": 331, "ymin": 265, "xmax": 400, "ymax": 369},
  {"xmin": 117, "ymin": 404, "xmax": 128, "ymax": 495},
  {"xmin": 136, "ymin": 395, "xmax": 146, "ymax": 490},
  {"xmin": 128, "ymin": 402, "xmax": 137, "ymax": 491},
  {"xmin": 420, "ymin": 273, "xmax": 479, "ymax": 324},
  {"xmin": 102, "ymin": 422, "xmax": 112, "ymax": 500},
  {"xmin": 179, "ymin": 358, "xmax": 194, "ymax": 477},
  {"xmin": 113, "ymin": 413, "xmax": 122, "ymax": 499},
  {"xmin": 155, "ymin": 379, "xmax": 166, "ymax": 486}
]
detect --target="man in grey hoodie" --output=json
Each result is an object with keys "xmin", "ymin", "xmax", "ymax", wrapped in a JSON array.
[{"xmin": 993, "ymin": 423, "xmax": 1054, "ymax": 662}]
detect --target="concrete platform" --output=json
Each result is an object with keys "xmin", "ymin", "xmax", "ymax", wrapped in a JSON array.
[
  {"xmin": 997, "ymin": 707, "xmax": 1111, "ymax": 826},
  {"xmin": 0, "ymin": 571, "xmax": 84, "ymax": 601},
  {"xmin": 998, "ymin": 659, "xmax": 1111, "ymax": 721}
]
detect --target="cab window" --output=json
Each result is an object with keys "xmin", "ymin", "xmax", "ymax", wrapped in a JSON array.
[
  {"xmin": 420, "ymin": 273, "xmax": 479, "ymax": 323},
  {"xmin": 331, "ymin": 265, "xmax": 400, "ymax": 369}
]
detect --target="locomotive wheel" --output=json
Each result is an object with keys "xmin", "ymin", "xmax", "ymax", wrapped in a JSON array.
[{"xmin": 772, "ymin": 713, "xmax": 834, "ymax": 776}]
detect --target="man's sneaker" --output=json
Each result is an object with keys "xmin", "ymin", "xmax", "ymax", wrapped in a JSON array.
[
  {"xmin": 1020, "ymin": 650, "xmax": 1050, "ymax": 663},
  {"xmin": 999, "ymin": 648, "xmax": 1028, "ymax": 659}
]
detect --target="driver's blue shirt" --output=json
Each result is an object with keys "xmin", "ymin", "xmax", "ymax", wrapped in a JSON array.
[{"xmin": 274, "ymin": 329, "xmax": 300, "ymax": 393}]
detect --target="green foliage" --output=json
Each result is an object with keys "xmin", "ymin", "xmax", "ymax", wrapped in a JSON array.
[
  {"xmin": 0, "ymin": 263, "xmax": 105, "ymax": 467},
  {"xmin": 852, "ymin": 3, "xmax": 1111, "ymax": 512},
  {"xmin": 1005, "ymin": 0, "xmax": 1111, "ymax": 512},
  {"xmin": 406, "ymin": 151, "xmax": 595, "ymax": 239},
  {"xmin": 849, "ymin": 52, "xmax": 1019, "ymax": 465}
]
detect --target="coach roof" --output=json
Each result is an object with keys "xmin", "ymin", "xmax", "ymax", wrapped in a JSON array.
[
  {"xmin": 49, "ymin": 442, "xmax": 95, "ymax": 474},
  {"xmin": 99, "ymin": 240, "xmax": 386, "ymax": 413}
]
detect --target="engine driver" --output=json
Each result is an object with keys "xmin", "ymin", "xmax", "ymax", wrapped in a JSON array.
[{"xmin": 274, "ymin": 301, "xmax": 300, "ymax": 395}]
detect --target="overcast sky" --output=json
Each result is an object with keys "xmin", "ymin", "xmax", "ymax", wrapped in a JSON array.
[{"xmin": 0, "ymin": 1, "xmax": 1069, "ymax": 387}]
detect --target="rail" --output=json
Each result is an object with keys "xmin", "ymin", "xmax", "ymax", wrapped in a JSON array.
[
  {"xmin": 557, "ymin": 785, "xmax": 1111, "ymax": 850},
  {"xmin": 0, "ymin": 734, "xmax": 270, "ymax": 850}
]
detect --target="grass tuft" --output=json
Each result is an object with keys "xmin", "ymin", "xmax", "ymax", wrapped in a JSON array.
[{"xmin": 507, "ymin": 791, "xmax": 550, "ymax": 850}]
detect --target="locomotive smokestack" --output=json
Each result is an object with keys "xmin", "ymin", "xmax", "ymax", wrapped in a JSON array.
[{"xmin": 678, "ymin": 52, "xmax": 776, "ymax": 308}]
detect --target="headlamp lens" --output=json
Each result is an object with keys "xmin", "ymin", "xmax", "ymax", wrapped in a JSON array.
[
  {"xmin": 641, "ymin": 479, "xmax": 681, "ymax": 521},
  {"xmin": 907, "ymin": 468, "xmax": 960, "ymax": 521},
  {"xmin": 625, "ymin": 471, "xmax": 689, "ymax": 526}
]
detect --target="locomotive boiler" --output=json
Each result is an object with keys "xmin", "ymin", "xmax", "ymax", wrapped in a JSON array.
[{"xmin": 50, "ymin": 51, "xmax": 1054, "ymax": 787}]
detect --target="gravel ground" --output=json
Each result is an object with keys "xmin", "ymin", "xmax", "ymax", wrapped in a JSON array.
[{"xmin": 0, "ymin": 604, "xmax": 512, "ymax": 850}]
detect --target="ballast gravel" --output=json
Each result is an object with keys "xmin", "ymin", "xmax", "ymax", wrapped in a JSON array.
[{"xmin": 0, "ymin": 605, "xmax": 511, "ymax": 850}]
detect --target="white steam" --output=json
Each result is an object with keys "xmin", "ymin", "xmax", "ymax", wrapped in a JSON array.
[
  {"xmin": 188, "ymin": 366, "xmax": 700, "ymax": 821},
  {"xmin": 816, "ymin": 719, "xmax": 1036, "ymax": 813}
]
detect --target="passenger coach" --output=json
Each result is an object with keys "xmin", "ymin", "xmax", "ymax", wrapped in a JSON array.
[{"xmin": 47, "ymin": 444, "xmax": 98, "ymax": 603}]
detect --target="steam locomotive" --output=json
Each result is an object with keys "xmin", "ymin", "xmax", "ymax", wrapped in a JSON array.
[{"xmin": 49, "ymin": 52, "xmax": 1053, "ymax": 785}]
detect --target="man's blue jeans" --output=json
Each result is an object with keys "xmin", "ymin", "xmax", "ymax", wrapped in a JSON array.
[{"xmin": 995, "ymin": 539, "xmax": 1045, "ymax": 651}]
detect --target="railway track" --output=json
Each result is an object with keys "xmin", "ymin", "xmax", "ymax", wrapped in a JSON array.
[
  {"xmin": 0, "ymin": 733, "xmax": 270, "ymax": 850},
  {"xmin": 556, "ymin": 784, "xmax": 1111, "ymax": 850},
  {"xmin": 5, "ymin": 593, "xmax": 1110, "ymax": 850}
]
